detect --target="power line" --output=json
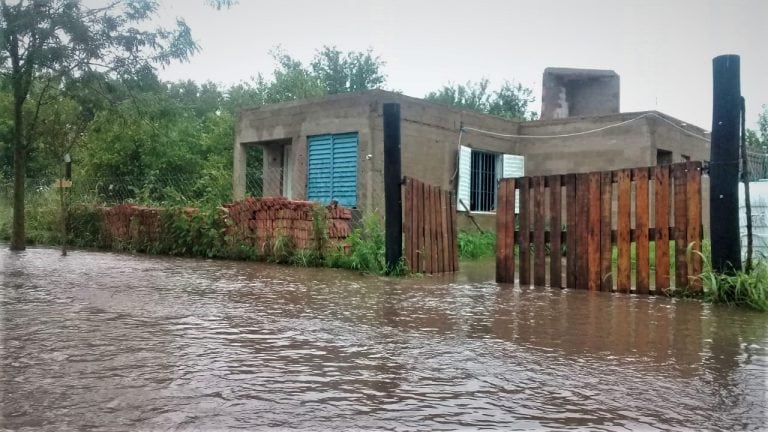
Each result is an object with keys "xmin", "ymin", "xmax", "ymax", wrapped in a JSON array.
[{"xmin": 461, "ymin": 112, "xmax": 710, "ymax": 142}]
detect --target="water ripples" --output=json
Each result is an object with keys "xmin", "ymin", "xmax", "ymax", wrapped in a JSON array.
[{"xmin": 1, "ymin": 248, "xmax": 767, "ymax": 431}]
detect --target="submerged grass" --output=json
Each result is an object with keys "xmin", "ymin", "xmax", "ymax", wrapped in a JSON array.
[
  {"xmin": 4, "ymin": 198, "xmax": 406, "ymax": 277},
  {"xmin": 697, "ymin": 246, "xmax": 768, "ymax": 312}
]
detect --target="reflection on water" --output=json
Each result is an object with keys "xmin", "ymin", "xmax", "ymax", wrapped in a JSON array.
[{"xmin": 1, "ymin": 248, "xmax": 766, "ymax": 431}]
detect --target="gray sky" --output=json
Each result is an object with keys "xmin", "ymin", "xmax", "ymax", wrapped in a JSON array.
[{"xmin": 156, "ymin": 0, "xmax": 766, "ymax": 130}]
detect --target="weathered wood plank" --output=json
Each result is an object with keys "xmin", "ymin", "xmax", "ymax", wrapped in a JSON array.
[
  {"xmin": 587, "ymin": 172, "xmax": 602, "ymax": 291},
  {"xmin": 534, "ymin": 176, "xmax": 546, "ymax": 286},
  {"xmin": 496, "ymin": 179, "xmax": 508, "ymax": 282},
  {"xmin": 443, "ymin": 189, "xmax": 450, "ymax": 273},
  {"xmin": 506, "ymin": 179, "xmax": 517, "ymax": 283},
  {"xmin": 422, "ymin": 183, "xmax": 432, "ymax": 274},
  {"xmin": 404, "ymin": 178, "xmax": 413, "ymax": 272},
  {"xmin": 565, "ymin": 174, "xmax": 577, "ymax": 288},
  {"xmin": 575, "ymin": 174, "xmax": 589, "ymax": 289},
  {"xmin": 549, "ymin": 175, "xmax": 562, "ymax": 288},
  {"xmin": 634, "ymin": 167, "xmax": 650, "ymax": 295},
  {"xmin": 617, "ymin": 169, "xmax": 632, "ymax": 293},
  {"xmin": 519, "ymin": 177, "xmax": 531, "ymax": 286},
  {"xmin": 686, "ymin": 161, "xmax": 703, "ymax": 291},
  {"xmin": 654, "ymin": 166, "xmax": 671, "ymax": 293},
  {"xmin": 437, "ymin": 188, "xmax": 444, "ymax": 273},
  {"xmin": 451, "ymin": 192, "xmax": 459, "ymax": 272},
  {"xmin": 429, "ymin": 185, "xmax": 440, "ymax": 273},
  {"xmin": 672, "ymin": 163, "xmax": 688, "ymax": 289},
  {"xmin": 600, "ymin": 171, "xmax": 613, "ymax": 292},
  {"xmin": 415, "ymin": 179, "xmax": 424, "ymax": 273}
]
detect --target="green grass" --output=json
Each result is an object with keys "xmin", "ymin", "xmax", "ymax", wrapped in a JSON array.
[
  {"xmin": 0, "ymin": 195, "xmax": 10, "ymax": 242},
  {"xmin": 698, "ymin": 248, "xmax": 768, "ymax": 312},
  {"xmin": 457, "ymin": 231, "xmax": 496, "ymax": 259},
  {"xmin": 0, "ymin": 187, "xmax": 67, "ymax": 245}
]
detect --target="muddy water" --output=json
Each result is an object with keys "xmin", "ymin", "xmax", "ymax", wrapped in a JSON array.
[{"xmin": 1, "ymin": 248, "xmax": 766, "ymax": 431}]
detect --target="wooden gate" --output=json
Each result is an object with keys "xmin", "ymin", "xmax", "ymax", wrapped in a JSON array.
[
  {"xmin": 496, "ymin": 161, "xmax": 703, "ymax": 294},
  {"xmin": 402, "ymin": 177, "xmax": 459, "ymax": 274}
]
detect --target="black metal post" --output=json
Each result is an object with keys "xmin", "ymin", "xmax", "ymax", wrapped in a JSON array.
[
  {"xmin": 383, "ymin": 103, "xmax": 402, "ymax": 271},
  {"xmin": 710, "ymin": 54, "xmax": 742, "ymax": 272}
]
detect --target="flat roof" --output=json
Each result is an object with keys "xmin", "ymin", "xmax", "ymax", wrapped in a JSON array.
[{"xmin": 237, "ymin": 89, "xmax": 708, "ymax": 138}]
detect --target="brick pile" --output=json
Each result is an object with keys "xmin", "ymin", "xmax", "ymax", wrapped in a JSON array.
[
  {"xmin": 223, "ymin": 197, "xmax": 352, "ymax": 252},
  {"xmin": 100, "ymin": 204, "xmax": 197, "ymax": 247},
  {"xmin": 95, "ymin": 197, "xmax": 353, "ymax": 256}
]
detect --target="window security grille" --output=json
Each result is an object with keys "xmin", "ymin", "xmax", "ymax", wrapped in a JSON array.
[{"xmin": 470, "ymin": 150, "xmax": 498, "ymax": 212}]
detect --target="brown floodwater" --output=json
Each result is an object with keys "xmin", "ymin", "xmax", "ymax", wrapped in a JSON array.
[{"xmin": 1, "ymin": 247, "xmax": 766, "ymax": 431}]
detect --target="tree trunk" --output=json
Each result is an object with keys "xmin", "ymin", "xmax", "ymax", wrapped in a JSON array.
[{"xmin": 10, "ymin": 96, "xmax": 26, "ymax": 251}]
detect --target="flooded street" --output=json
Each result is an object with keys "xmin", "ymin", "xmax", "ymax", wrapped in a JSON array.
[{"xmin": 1, "ymin": 247, "xmax": 767, "ymax": 431}]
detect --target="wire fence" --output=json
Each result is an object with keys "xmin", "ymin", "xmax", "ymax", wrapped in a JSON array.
[
  {"xmin": 0, "ymin": 168, "xmax": 285, "ymax": 209},
  {"xmin": 746, "ymin": 149, "xmax": 768, "ymax": 181}
]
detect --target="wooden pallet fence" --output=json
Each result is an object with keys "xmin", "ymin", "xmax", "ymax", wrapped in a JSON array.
[
  {"xmin": 402, "ymin": 177, "xmax": 458, "ymax": 274},
  {"xmin": 496, "ymin": 161, "xmax": 703, "ymax": 294}
]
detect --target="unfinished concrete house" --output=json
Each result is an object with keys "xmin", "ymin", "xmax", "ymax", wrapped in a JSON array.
[{"xmin": 234, "ymin": 68, "xmax": 709, "ymax": 229}]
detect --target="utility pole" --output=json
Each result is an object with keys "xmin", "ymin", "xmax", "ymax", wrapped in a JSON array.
[
  {"xmin": 383, "ymin": 103, "xmax": 402, "ymax": 271},
  {"xmin": 709, "ymin": 55, "xmax": 742, "ymax": 273}
]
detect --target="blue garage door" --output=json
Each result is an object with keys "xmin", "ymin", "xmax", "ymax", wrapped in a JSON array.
[{"xmin": 307, "ymin": 132, "xmax": 358, "ymax": 207}]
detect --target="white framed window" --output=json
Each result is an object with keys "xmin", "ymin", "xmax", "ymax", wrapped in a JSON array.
[{"xmin": 457, "ymin": 145, "xmax": 524, "ymax": 213}]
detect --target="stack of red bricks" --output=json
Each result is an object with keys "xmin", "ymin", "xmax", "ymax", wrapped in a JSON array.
[
  {"xmin": 223, "ymin": 197, "xmax": 352, "ymax": 252},
  {"xmin": 100, "ymin": 204, "xmax": 162, "ymax": 246},
  {"xmin": 95, "ymin": 197, "xmax": 352, "ymax": 255},
  {"xmin": 99, "ymin": 204, "xmax": 197, "ymax": 247}
]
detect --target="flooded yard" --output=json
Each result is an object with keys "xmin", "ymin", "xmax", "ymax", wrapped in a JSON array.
[{"xmin": 1, "ymin": 247, "xmax": 766, "ymax": 430}]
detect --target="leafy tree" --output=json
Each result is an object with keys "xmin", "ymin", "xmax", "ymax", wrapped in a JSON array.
[
  {"xmin": 258, "ymin": 48, "xmax": 325, "ymax": 104},
  {"xmin": 225, "ymin": 46, "xmax": 388, "ymax": 111},
  {"xmin": 1, "ymin": 40, "xmax": 389, "ymax": 242},
  {"xmin": 0, "ymin": 0, "xmax": 208, "ymax": 250},
  {"xmin": 746, "ymin": 105, "xmax": 768, "ymax": 150},
  {"xmin": 425, "ymin": 78, "xmax": 537, "ymax": 121},
  {"xmin": 310, "ymin": 46, "xmax": 386, "ymax": 95}
]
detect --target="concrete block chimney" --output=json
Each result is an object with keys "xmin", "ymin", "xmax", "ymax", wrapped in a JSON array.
[{"xmin": 541, "ymin": 68, "xmax": 620, "ymax": 120}]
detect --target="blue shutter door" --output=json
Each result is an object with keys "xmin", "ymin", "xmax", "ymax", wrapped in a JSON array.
[
  {"xmin": 307, "ymin": 135, "xmax": 333, "ymax": 203},
  {"xmin": 306, "ymin": 132, "xmax": 358, "ymax": 207},
  {"xmin": 330, "ymin": 133, "xmax": 358, "ymax": 207}
]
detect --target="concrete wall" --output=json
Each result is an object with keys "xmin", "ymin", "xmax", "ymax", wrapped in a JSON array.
[
  {"xmin": 368, "ymin": 92, "xmax": 523, "ymax": 213},
  {"xmin": 235, "ymin": 90, "xmax": 524, "ymax": 215},
  {"xmin": 513, "ymin": 113, "xmax": 654, "ymax": 175},
  {"xmin": 235, "ymin": 90, "xmax": 710, "ymax": 231},
  {"xmin": 648, "ymin": 113, "xmax": 710, "ymax": 163},
  {"xmin": 234, "ymin": 92, "xmax": 378, "ymax": 211}
]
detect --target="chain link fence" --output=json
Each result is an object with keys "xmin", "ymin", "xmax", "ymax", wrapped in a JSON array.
[
  {"xmin": 0, "ymin": 169, "xmax": 287, "ymax": 242},
  {"xmin": 746, "ymin": 149, "xmax": 768, "ymax": 181},
  {"xmin": 1, "ymin": 169, "xmax": 285, "ymax": 207}
]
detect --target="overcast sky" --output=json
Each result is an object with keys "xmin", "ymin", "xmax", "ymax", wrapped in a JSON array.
[{"xmin": 155, "ymin": 0, "xmax": 766, "ymax": 130}]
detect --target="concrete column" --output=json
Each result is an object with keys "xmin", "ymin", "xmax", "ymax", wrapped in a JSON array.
[{"xmin": 233, "ymin": 141, "xmax": 247, "ymax": 200}]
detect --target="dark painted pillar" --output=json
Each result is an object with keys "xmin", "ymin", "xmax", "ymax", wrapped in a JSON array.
[
  {"xmin": 383, "ymin": 103, "xmax": 402, "ymax": 271},
  {"xmin": 710, "ymin": 55, "xmax": 742, "ymax": 272}
]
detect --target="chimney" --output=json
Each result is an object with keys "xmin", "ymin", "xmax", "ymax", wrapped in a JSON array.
[{"xmin": 541, "ymin": 68, "xmax": 620, "ymax": 120}]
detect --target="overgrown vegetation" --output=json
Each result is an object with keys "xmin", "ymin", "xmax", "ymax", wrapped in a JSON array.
[
  {"xmin": 458, "ymin": 231, "xmax": 497, "ymax": 259},
  {"xmin": 1, "ymin": 199, "xmax": 405, "ymax": 276},
  {"xmin": 697, "ymin": 242, "xmax": 768, "ymax": 312}
]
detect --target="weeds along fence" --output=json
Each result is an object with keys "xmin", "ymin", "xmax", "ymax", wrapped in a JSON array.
[
  {"xmin": 0, "ymin": 173, "xmax": 402, "ymax": 276},
  {"xmin": 0, "ymin": 168, "xmax": 283, "ymax": 244},
  {"xmin": 8, "ymin": 169, "xmax": 283, "ymax": 207},
  {"xmin": 95, "ymin": 198, "xmax": 352, "ymax": 260},
  {"xmin": 496, "ymin": 161, "xmax": 703, "ymax": 294}
]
